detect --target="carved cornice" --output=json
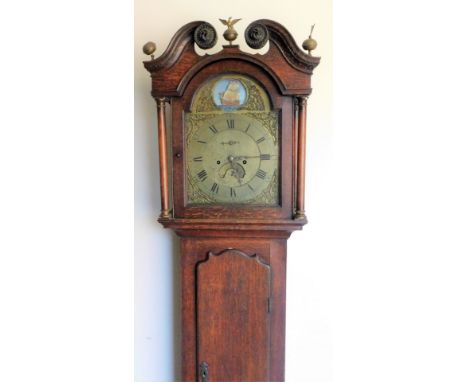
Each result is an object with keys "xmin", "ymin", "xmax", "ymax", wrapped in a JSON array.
[
  {"xmin": 143, "ymin": 21, "xmax": 204, "ymax": 72},
  {"xmin": 144, "ymin": 20, "xmax": 320, "ymax": 75},
  {"xmin": 143, "ymin": 20, "xmax": 320, "ymax": 97},
  {"xmin": 253, "ymin": 19, "xmax": 320, "ymax": 74}
]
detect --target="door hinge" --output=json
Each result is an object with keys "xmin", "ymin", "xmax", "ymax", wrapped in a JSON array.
[{"xmin": 200, "ymin": 361, "xmax": 208, "ymax": 382}]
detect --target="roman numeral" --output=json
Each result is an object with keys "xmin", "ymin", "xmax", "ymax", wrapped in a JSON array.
[
  {"xmin": 245, "ymin": 124, "xmax": 251, "ymax": 133},
  {"xmin": 256, "ymin": 137, "xmax": 266, "ymax": 144},
  {"xmin": 209, "ymin": 125, "xmax": 218, "ymax": 134},
  {"xmin": 260, "ymin": 154, "xmax": 271, "ymax": 160},
  {"xmin": 197, "ymin": 170, "xmax": 208, "ymax": 182},
  {"xmin": 256, "ymin": 169, "xmax": 267, "ymax": 179},
  {"xmin": 230, "ymin": 187, "xmax": 236, "ymax": 198},
  {"xmin": 227, "ymin": 119, "xmax": 235, "ymax": 129},
  {"xmin": 211, "ymin": 183, "xmax": 219, "ymax": 193},
  {"xmin": 193, "ymin": 156, "xmax": 203, "ymax": 162}
]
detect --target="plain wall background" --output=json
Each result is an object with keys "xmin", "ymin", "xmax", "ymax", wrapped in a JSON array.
[{"xmin": 134, "ymin": 1, "xmax": 332, "ymax": 381}]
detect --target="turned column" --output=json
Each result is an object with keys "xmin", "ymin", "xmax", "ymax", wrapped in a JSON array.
[
  {"xmin": 156, "ymin": 97, "xmax": 170, "ymax": 218},
  {"xmin": 295, "ymin": 96, "xmax": 308, "ymax": 219}
]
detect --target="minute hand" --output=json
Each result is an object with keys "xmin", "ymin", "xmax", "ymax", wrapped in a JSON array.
[{"xmin": 233, "ymin": 154, "xmax": 273, "ymax": 160}]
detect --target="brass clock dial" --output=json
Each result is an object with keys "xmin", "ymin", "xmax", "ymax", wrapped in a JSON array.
[
  {"xmin": 187, "ymin": 113, "xmax": 278, "ymax": 204},
  {"xmin": 185, "ymin": 74, "xmax": 280, "ymax": 206}
]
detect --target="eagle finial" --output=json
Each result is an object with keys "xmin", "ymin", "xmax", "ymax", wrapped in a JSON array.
[
  {"xmin": 219, "ymin": 17, "xmax": 242, "ymax": 45},
  {"xmin": 219, "ymin": 17, "xmax": 241, "ymax": 29}
]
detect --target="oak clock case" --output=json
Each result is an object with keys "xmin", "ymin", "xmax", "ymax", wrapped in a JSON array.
[{"xmin": 143, "ymin": 19, "xmax": 319, "ymax": 382}]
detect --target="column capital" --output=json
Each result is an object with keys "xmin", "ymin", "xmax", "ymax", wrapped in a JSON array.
[
  {"xmin": 156, "ymin": 97, "xmax": 169, "ymax": 109},
  {"xmin": 297, "ymin": 96, "xmax": 309, "ymax": 107}
]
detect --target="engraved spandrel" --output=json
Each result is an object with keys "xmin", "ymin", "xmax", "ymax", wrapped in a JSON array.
[
  {"xmin": 185, "ymin": 113, "xmax": 218, "ymax": 144},
  {"xmin": 245, "ymin": 111, "xmax": 278, "ymax": 145}
]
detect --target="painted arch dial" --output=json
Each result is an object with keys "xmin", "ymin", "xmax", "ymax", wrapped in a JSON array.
[{"xmin": 186, "ymin": 113, "xmax": 279, "ymax": 205}]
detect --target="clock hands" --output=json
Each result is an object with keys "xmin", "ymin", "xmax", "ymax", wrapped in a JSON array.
[
  {"xmin": 217, "ymin": 153, "xmax": 272, "ymax": 185},
  {"xmin": 232, "ymin": 154, "xmax": 274, "ymax": 160},
  {"xmin": 218, "ymin": 155, "xmax": 246, "ymax": 185},
  {"xmin": 227, "ymin": 155, "xmax": 245, "ymax": 185}
]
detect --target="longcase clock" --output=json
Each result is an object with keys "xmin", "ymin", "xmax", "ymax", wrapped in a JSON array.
[{"xmin": 143, "ymin": 18, "xmax": 320, "ymax": 381}]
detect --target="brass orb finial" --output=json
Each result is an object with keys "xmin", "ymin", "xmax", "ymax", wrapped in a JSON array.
[
  {"xmin": 219, "ymin": 17, "xmax": 241, "ymax": 46},
  {"xmin": 143, "ymin": 41, "xmax": 157, "ymax": 59},
  {"xmin": 302, "ymin": 25, "xmax": 317, "ymax": 55}
]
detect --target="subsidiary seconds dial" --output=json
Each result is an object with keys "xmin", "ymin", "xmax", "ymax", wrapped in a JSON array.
[{"xmin": 186, "ymin": 113, "xmax": 279, "ymax": 204}]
